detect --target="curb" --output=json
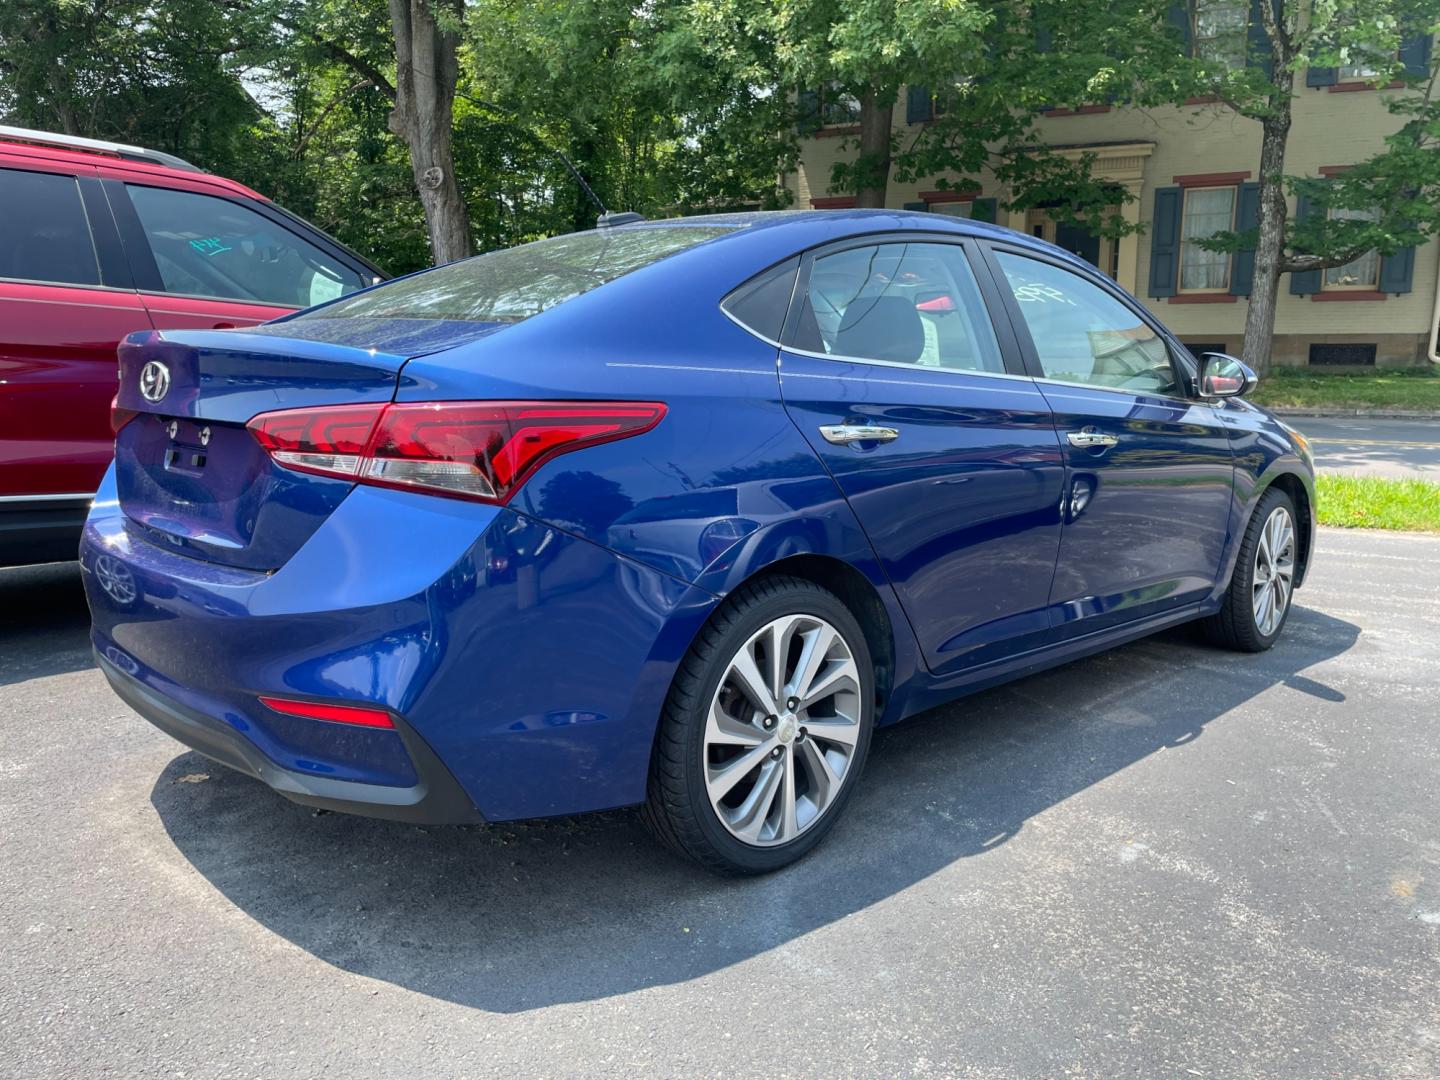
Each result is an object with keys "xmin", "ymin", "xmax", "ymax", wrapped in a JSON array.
[{"xmin": 1266, "ymin": 407, "xmax": 1440, "ymax": 420}]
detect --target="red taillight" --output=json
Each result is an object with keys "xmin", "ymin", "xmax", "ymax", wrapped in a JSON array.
[
  {"xmin": 248, "ymin": 403, "xmax": 386, "ymax": 479},
  {"xmin": 246, "ymin": 400, "xmax": 666, "ymax": 504},
  {"xmin": 110, "ymin": 394, "xmax": 139, "ymax": 434},
  {"xmin": 259, "ymin": 696, "xmax": 395, "ymax": 729}
]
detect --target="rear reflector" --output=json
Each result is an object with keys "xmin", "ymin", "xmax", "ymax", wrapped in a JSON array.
[
  {"xmin": 247, "ymin": 400, "xmax": 666, "ymax": 504},
  {"xmin": 259, "ymin": 696, "xmax": 396, "ymax": 729}
]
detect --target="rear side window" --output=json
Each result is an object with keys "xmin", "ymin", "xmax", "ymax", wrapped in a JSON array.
[
  {"xmin": 792, "ymin": 242, "xmax": 1004, "ymax": 374},
  {"xmin": 0, "ymin": 168, "xmax": 100, "ymax": 287},
  {"xmin": 299, "ymin": 226, "xmax": 733, "ymax": 324},
  {"xmin": 126, "ymin": 185, "xmax": 364, "ymax": 308},
  {"xmin": 722, "ymin": 257, "xmax": 799, "ymax": 341}
]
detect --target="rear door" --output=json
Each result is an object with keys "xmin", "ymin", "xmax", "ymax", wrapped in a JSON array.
[
  {"xmin": 0, "ymin": 158, "xmax": 152, "ymax": 498},
  {"xmin": 101, "ymin": 176, "xmax": 369, "ymax": 331},
  {"xmin": 776, "ymin": 235, "xmax": 1066, "ymax": 677},
  {"xmin": 982, "ymin": 244, "xmax": 1235, "ymax": 637}
]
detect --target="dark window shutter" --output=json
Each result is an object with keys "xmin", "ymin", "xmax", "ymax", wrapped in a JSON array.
[
  {"xmin": 906, "ymin": 86, "xmax": 932, "ymax": 124},
  {"xmin": 1401, "ymin": 33, "xmax": 1433, "ymax": 78},
  {"xmin": 1168, "ymin": 3, "xmax": 1192, "ymax": 55},
  {"xmin": 1247, "ymin": 0, "xmax": 1274, "ymax": 77},
  {"xmin": 1289, "ymin": 193, "xmax": 1322, "ymax": 294},
  {"xmin": 1306, "ymin": 65, "xmax": 1337, "ymax": 87},
  {"xmin": 970, "ymin": 198, "xmax": 998, "ymax": 224},
  {"xmin": 1149, "ymin": 186, "xmax": 1183, "ymax": 298},
  {"xmin": 903, "ymin": 201, "xmax": 928, "ymax": 212},
  {"xmin": 1230, "ymin": 181, "xmax": 1261, "ymax": 296},
  {"xmin": 797, "ymin": 89, "xmax": 821, "ymax": 134},
  {"xmin": 1379, "ymin": 243, "xmax": 1416, "ymax": 294}
]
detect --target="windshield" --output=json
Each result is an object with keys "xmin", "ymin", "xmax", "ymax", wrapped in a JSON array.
[{"xmin": 292, "ymin": 225, "xmax": 733, "ymax": 324}]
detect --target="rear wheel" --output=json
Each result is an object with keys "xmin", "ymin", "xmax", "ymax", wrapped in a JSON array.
[
  {"xmin": 642, "ymin": 576, "xmax": 874, "ymax": 875},
  {"xmin": 1203, "ymin": 487, "xmax": 1298, "ymax": 652}
]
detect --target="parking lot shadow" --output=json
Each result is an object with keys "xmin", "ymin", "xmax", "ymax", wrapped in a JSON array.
[
  {"xmin": 0, "ymin": 562, "xmax": 93, "ymax": 686},
  {"xmin": 150, "ymin": 604, "xmax": 1360, "ymax": 1014}
]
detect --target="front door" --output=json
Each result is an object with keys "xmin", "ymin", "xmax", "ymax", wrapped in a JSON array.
[
  {"xmin": 777, "ymin": 237, "xmax": 1066, "ymax": 676},
  {"xmin": 984, "ymin": 246, "xmax": 1234, "ymax": 637}
]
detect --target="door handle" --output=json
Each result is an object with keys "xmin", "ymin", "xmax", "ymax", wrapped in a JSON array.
[
  {"xmin": 1066, "ymin": 430, "xmax": 1118, "ymax": 449},
  {"xmin": 819, "ymin": 424, "xmax": 900, "ymax": 445}
]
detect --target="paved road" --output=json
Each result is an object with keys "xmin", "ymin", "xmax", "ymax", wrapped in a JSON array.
[
  {"xmin": 3, "ymin": 531, "xmax": 1438, "ymax": 1079},
  {"xmin": 1286, "ymin": 416, "xmax": 1440, "ymax": 478}
]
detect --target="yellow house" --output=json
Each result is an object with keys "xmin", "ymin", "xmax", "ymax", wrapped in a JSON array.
[{"xmin": 789, "ymin": 35, "xmax": 1439, "ymax": 369}]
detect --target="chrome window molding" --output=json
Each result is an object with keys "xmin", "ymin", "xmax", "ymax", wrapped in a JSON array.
[{"xmin": 0, "ymin": 492, "xmax": 94, "ymax": 503}]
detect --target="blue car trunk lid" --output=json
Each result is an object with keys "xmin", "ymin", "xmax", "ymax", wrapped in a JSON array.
[{"xmin": 113, "ymin": 329, "xmax": 410, "ymax": 571}]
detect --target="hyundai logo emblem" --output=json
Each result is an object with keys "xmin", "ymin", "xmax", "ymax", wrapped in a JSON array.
[{"xmin": 139, "ymin": 360, "xmax": 171, "ymax": 403}]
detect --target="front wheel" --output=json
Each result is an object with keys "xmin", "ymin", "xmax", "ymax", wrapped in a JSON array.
[
  {"xmin": 1203, "ymin": 487, "xmax": 1299, "ymax": 652},
  {"xmin": 642, "ymin": 576, "xmax": 874, "ymax": 875}
]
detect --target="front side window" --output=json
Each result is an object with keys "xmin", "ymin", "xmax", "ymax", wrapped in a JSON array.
[
  {"xmin": 1193, "ymin": 0, "xmax": 1249, "ymax": 67},
  {"xmin": 1323, "ymin": 207, "xmax": 1381, "ymax": 288},
  {"xmin": 1179, "ymin": 186, "xmax": 1236, "ymax": 291},
  {"xmin": 995, "ymin": 252, "xmax": 1179, "ymax": 395},
  {"xmin": 0, "ymin": 168, "xmax": 101, "ymax": 287},
  {"xmin": 792, "ymin": 242, "xmax": 1004, "ymax": 373},
  {"xmin": 127, "ymin": 185, "xmax": 364, "ymax": 308},
  {"xmin": 298, "ymin": 225, "xmax": 732, "ymax": 324}
]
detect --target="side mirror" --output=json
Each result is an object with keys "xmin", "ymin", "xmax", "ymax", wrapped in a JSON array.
[{"xmin": 1198, "ymin": 352, "xmax": 1258, "ymax": 399}]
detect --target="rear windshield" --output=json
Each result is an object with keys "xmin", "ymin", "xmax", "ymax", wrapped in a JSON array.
[{"xmin": 292, "ymin": 225, "xmax": 732, "ymax": 324}]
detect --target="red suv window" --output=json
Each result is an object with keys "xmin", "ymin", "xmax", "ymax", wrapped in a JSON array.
[{"xmin": 0, "ymin": 168, "xmax": 102, "ymax": 287}]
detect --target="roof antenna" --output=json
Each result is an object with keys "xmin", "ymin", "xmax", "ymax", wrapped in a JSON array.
[{"xmin": 456, "ymin": 94, "xmax": 644, "ymax": 228}]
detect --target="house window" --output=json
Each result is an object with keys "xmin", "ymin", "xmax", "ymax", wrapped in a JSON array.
[
  {"xmin": 819, "ymin": 82, "xmax": 861, "ymax": 127},
  {"xmin": 1179, "ymin": 186, "xmax": 1236, "ymax": 291},
  {"xmin": 1193, "ymin": 0, "xmax": 1249, "ymax": 68},
  {"xmin": 1323, "ymin": 207, "xmax": 1381, "ymax": 289}
]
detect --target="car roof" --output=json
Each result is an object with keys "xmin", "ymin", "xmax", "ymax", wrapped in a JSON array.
[
  {"xmin": 0, "ymin": 128, "xmax": 265, "ymax": 201},
  {"xmin": 587, "ymin": 207, "xmax": 1074, "ymax": 265}
]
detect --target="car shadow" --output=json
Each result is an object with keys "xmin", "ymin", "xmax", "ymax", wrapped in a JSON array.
[
  {"xmin": 149, "ymin": 604, "xmax": 1359, "ymax": 1014},
  {"xmin": 0, "ymin": 562, "xmax": 94, "ymax": 686}
]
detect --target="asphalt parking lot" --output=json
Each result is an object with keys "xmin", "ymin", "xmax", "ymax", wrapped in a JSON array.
[{"xmin": 3, "ymin": 528, "xmax": 1438, "ymax": 1079}]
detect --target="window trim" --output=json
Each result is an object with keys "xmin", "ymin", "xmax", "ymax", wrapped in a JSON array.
[
  {"xmin": 777, "ymin": 231, "xmax": 1029, "ymax": 380},
  {"xmin": 1177, "ymin": 184, "xmax": 1238, "ymax": 294},
  {"xmin": 978, "ymin": 239, "xmax": 1195, "ymax": 402}
]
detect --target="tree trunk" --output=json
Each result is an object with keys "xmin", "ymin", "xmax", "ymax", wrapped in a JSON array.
[
  {"xmin": 387, "ymin": 0, "xmax": 473, "ymax": 264},
  {"xmin": 1240, "ymin": 9, "xmax": 1295, "ymax": 375},
  {"xmin": 854, "ymin": 92, "xmax": 893, "ymax": 208}
]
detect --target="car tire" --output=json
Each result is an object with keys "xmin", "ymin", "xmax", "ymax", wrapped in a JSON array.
[
  {"xmin": 1202, "ymin": 486, "xmax": 1299, "ymax": 653},
  {"xmin": 642, "ymin": 575, "xmax": 875, "ymax": 875}
]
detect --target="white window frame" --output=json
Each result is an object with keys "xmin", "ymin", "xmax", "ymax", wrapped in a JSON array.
[
  {"xmin": 1178, "ymin": 184, "xmax": 1238, "ymax": 294},
  {"xmin": 1321, "ymin": 206, "xmax": 1382, "ymax": 291},
  {"xmin": 1192, "ymin": 0, "xmax": 1249, "ymax": 68}
]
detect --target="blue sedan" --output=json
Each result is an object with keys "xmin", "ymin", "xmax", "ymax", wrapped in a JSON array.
[{"xmin": 83, "ymin": 210, "xmax": 1315, "ymax": 874}]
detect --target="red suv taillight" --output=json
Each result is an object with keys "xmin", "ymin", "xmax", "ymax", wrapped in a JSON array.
[{"xmin": 247, "ymin": 400, "xmax": 666, "ymax": 504}]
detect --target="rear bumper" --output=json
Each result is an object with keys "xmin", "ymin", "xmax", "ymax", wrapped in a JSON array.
[
  {"xmin": 82, "ymin": 466, "xmax": 718, "ymax": 821},
  {"xmin": 97, "ymin": 650, "xmax": 482, "ymax": 824}
]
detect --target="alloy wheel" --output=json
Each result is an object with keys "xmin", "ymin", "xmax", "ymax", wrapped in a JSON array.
[
  {"xmin": 703, "ymin": 614, "xmax": 862, "ymax": 847},
  {"xmin": 1251, "ymin": 505, "xmax": 1295, "ymax": 637}
]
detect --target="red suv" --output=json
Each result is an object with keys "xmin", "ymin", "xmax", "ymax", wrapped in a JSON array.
[{"xmin": 0, "ymin": 126, "xmax": 384, "ymax": 567}]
